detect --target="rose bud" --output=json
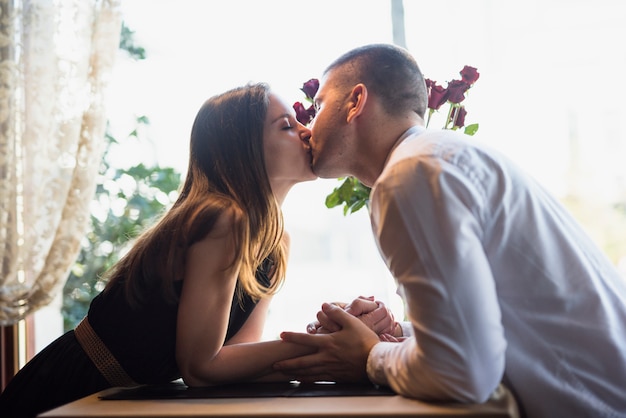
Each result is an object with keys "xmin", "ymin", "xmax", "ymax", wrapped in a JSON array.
[
  {"xmin": 460, "ymin": 66, "xmax": 480, "ymax": 84},
  {"xmin": 446, "ymin": 79, "xmax": 470, "ymax": 104},
  {"xmin": 301, "ymin": 78, "xmax": 320, "ymax": 100},
  {"xmin": 306, "ymin": 104, "xmax": 316, "ymax": 120},
  {"xmin": 293, "ymin": 101, "xmax": 311, "ymax": 125},
  {"xmin": 427, "ymin": 80, "xmax": 449, "ymax": 110}
]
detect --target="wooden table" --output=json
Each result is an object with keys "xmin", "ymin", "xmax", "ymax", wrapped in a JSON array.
[{"xmin": 39, "ymin": 382, "xmax": 519, "ymax": 418}]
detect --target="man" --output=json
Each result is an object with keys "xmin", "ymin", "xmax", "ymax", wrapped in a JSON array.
[{"xmin": 274, "ymin": 44, "xmax": 626, "ymax": 417}]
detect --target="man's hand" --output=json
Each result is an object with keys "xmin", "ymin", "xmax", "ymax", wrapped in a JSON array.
[
  {"xmin": 307, "ymin": 296, "xmax": 397, "ymax": 337},
  {"xmin": 306, "ymin": 301, "xmax": 348, "ymax": 334},
  {"xmin": 275, "ymin": 303, "xmax": 381, "ymax": 382}
]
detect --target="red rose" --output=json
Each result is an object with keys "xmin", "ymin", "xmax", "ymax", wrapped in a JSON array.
[
  {"xmin": 446, "ymin": 79, "xmax": 470, "ymax": 104},
  {"xmin": 301, "ymin": 78, "xmax": 319, "ymax": 100},
  {"xmin": 306, "ymin": 104, "xmax": 316, "ymax": 119},
  {"xmin": 460, "ymin": 66, "xmax": 479, "ymax": 84},
  {"xmin": 451, "ymin": 106, "xmax": 467, "ymax": 128},
  {"xmin": 293, "ymin": 102, "xmax": 316, "ymax": 125},
  {"xmin": 426, "ymin": 79, "xmax": 449, "ymax": 110},
  {"xmin": 294, "ymin": 102, "xmax": 310, "ymax": 124}
]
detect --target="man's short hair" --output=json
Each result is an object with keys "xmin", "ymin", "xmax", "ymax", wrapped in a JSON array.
[{"xmin": 324, "ymin": 43, "xmax": 428, "ymax": 118}]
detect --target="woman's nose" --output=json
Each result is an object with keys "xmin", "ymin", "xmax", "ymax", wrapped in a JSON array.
[{"xmin": 299, "ymin": 126, "xmax": 311, "ymax": 145}]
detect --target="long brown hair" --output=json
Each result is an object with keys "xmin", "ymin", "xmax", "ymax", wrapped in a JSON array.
[{"xmin": 104, "ymin": 83, "xmax": 286, "ymax": 306}]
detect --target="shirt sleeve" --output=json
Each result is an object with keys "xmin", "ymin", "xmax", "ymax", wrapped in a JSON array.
[{"xmin": 367, "ymin": 150, "xmax": 507, "ymax": 403}]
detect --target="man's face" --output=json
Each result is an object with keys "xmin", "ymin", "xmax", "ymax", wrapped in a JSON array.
[{"xmin": 308, "ymin": 70, "xmax": 355, "ymax": 179}]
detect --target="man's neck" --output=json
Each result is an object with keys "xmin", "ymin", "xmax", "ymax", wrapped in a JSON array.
[{"xmin": 356, "ymin": 120, "xmax": 424, "ymax": 187}]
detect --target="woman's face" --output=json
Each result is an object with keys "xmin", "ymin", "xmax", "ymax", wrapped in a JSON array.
[{"xmin": 263, "ymin": 93, "xmax": 317, "ymax": 199}]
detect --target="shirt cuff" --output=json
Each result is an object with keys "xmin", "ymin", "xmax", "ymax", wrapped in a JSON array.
[
  {"xmin": 399, "ymin": 321, "xmax": 413, "ymax": 338},
  {"xmin": 366, "ymin": 341, "xmax": 395, "ymax": 386}
]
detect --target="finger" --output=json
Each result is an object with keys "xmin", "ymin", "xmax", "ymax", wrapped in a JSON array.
[
  {"xmin": 315, "ymin": 326, "xmax": 332, "ymax": 334},
  {"xmin": 280, "ymin": 331, "xmax": 322, "ymax": 347},
  {"xmin": 369, "ymin": 303, "xmax": 395, "ymax": 334},
  {"xmin": 316, "ymin": 310, "xmax": 341, "ymax": 333},
  {"xmin": 374, "ymin": 318, "xmax": 396, "ymax": 335},
  {"xmin": 273, "ymin": 354, "xmax": 323, "ymax": 372},
  {"xmin": 306, "ymin": 321, "xmax": 321, "ymax": 334},
  {"xmin": 321, "ymin": 302, "xmax": 361, "ymax": 328},
  {"xmin": 368, "ymin": 303, "xmax": 388, "ymax": 323},
  {"xmin": 344, "ymin": 298, "xmax": 378, "ymax": 316},
  {"xmin": 379, "ymin": 333, "xmax": 399, "ymax": 342},
  {"xmin": 341, "ymin": 296, "xmax": 373, "ymax": 315}
]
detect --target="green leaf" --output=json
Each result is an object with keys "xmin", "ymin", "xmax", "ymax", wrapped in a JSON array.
[
  {"xmin": 325, "ymin": 189, "xmax": 343, "ymax": 208},
  {"xmin": 324, "ymin": 176, "xmax": 371, "ymax": 215},
  {"xmin": 464, "ymin": 123, "xmax": 479, "ymax": 136},
  {"xmin": 349, "ymin": 199, "xmax": 367, "ymax": 214}
]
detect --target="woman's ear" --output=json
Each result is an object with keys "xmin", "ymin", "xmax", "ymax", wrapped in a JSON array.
[{"xmin": 346, "ymin": 84, "xmax": 367, "ymax": 124}]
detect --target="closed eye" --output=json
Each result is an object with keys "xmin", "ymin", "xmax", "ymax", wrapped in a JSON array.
[{"xmin": 281, "ymin": 115, "xmax": 299, "ymax": 130}]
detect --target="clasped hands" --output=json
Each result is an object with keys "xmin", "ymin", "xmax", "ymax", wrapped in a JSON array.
[
  {"xmin": 274, "ymin": 296, "xmax": 404, "ymax": 383},
  {"xmin": 307, "ymin": 296, "xmax": 402, "ymax": 340}
]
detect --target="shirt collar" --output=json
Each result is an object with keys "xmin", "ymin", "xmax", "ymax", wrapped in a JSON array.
[
  {"xmin": 383, "ymin": 125, "xmax": 425, "ymax": 168},
  {"xmin": 397, "ymin": 125, "xmax": 425, "ymax": 145}
]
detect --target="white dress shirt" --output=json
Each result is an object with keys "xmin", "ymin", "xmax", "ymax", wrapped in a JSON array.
[{"xmin": 366, "ymin": 126, "xmax": 626, "ymax": 418}]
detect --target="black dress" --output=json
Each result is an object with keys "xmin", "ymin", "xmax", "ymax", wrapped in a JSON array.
[{"xmin": 0, "ymin": 264, "xmax": 271, "ymax": 418}]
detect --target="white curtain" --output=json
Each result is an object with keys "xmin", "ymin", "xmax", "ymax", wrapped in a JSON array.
[{"xmin": 0, "ymin": 0, "xmax": 122, "ymax": 325}]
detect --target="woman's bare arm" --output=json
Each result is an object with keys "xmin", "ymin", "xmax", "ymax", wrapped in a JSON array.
[{"xmin": 176, "ymin": 212, "xmax": 313, "ymax": 386}]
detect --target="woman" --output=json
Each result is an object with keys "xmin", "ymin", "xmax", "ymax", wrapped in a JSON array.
[{"xmin": 0, "ymin": 83, "xmax": 318, "ymax": 418}]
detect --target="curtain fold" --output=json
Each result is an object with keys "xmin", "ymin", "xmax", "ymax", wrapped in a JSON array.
[{"xmin": 0, "ymin": 0, "xmax": 122, "ymax": 325}]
